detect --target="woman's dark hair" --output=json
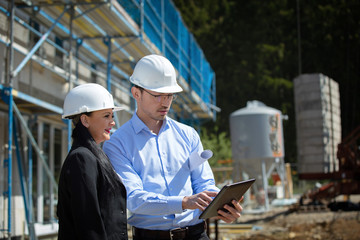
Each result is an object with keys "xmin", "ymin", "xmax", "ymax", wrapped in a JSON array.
[{"xmin": 71, "ymin": 117, "xmax": 122, "ymax": 190}]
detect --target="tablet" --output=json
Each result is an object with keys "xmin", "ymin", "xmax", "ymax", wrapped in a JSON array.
[{"xmin": 199, "ymin": 178, "xmax": 256, "ymax": 219}]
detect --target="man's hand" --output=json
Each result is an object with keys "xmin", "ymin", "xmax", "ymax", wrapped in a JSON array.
[
  {"xmin": 214, "ymin": 197, "xmax": 243, "ymax": 223},
  {"xmin": 182, "ymin": 191, "xmax": 218, "ymax": 211}
]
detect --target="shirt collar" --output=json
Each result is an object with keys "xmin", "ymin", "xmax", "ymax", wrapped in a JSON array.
[{"xmin": 131, "ymin": 113, "xmax": 168, "ymax": 134}]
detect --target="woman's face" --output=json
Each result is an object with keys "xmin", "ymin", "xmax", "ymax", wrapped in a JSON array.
[{"xmin": 82, "ymin": 108, "xmax": 115, "ymax": 144}]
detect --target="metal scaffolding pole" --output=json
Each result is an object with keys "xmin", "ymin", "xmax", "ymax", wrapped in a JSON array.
[
  {"xmin": 12, "ymin": 101, "xmax": 58, "ymax": 192},
  {"xmin": 3, "ymin": 87, "xmax": 13, "ymax": 240},
  {"xmin": 12, "ymin": 6, "xmax": 70, "ymax": 78},
  {"xmin": 68, "ymin": 5, "xmax": 74, "ymax": 90},
  {"xmin": 3, "ymin": 0, "xmax": 15, "ymax": 238},
  {"xmin": 105, "ymin": 37, "xmax": 113, "ymax": 92},
  {"xmin": 104, "ymin": 37, "xmax": 121, "ymax": 127},
  {"xmin": 261, "ymin": 159, "xmax": 270, "ymax": 211},
  {"xmin": 13, "ymin": 118, "xmax": 38, "ymax": 240},
  {"xmin": 27, "ymin": 118, "xmax": 35, "ymax": 238},
  {"xmin": 6, "ymin": 0, "xmax": 14, "ymax": 88},
  {"xmin": 66, "ymin": 5, "xmax": 75, "ymax": 152}
]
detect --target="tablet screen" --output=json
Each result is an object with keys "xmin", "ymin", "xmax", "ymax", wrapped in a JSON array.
[{"xmin": 199, "ymin": 178, "xmax": 256, "ymax": 219}]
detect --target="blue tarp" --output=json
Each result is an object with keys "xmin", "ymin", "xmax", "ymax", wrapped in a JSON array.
[{"xmin": 118, "ymin": 0, "xmax": 215, "ymax": 105}]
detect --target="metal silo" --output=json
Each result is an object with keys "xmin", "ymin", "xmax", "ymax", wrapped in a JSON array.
[{"xmin": 230, "ymin": 100, "xmax": 287, "ymax": 211}]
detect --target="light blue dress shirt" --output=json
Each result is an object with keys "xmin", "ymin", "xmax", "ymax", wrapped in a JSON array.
[{"xmin": 103, "ymin": 114, "xmax": 219, "ymax": 230}]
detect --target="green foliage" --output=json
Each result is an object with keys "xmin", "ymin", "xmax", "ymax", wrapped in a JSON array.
[
  {"xmin": 200, "ymin": 127, "xmax": 232, "ymax": 167},
  {"xmin": 174, "ymin": 0, "xmax": 360, "ymax": 166}
]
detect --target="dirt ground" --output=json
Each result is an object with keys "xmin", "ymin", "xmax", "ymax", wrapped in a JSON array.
[{"xmin": 212, "ymin": 206, "xmax": 360, "ymax": 240}]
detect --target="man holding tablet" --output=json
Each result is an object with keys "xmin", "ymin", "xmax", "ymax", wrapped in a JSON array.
[{"xmin": 104, "ymin": 55, "xmax": 244, "ymax": 240}]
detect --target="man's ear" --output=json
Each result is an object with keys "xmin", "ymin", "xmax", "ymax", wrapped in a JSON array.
[
  {"xmin": 80, "ymin": 114, "xmax": 89, "ymax": 128},
  {"xmin": 131, "ymin": 86, "xmax": 141, "ymax": 100}
]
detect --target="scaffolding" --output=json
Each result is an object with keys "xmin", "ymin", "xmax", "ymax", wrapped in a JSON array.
[{"xmin": 0, "ymin": 0, "xmax": 217, "ymax": 239}]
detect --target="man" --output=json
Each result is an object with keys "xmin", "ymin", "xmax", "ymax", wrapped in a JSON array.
[{"xmin": 103, "ymin": 54, "xmax": 242, "ymax": 240}]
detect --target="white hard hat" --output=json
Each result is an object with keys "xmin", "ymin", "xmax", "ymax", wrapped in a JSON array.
[
  {"xmin": 130, "ymin": 54, "xmax": 183, "ymax": 93},
  {"xmin": 62, "ymin": 83, "xmax": 123, "ymax": 119}
]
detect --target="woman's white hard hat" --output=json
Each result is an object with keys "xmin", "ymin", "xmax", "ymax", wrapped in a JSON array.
[
  {"xmin": 130, "ymin": 54, "xmax": 183, "ymax": 93},
  {"xmin": 62, "ymin": 83, "xmax": 123, "ymax": 119}
]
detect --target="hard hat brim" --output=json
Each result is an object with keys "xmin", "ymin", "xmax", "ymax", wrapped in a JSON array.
[
  {"xmin": 145, "ymin": 85, "xmax": 183, "ymax": 93},
  {"xmin": 62, "ymin": 106, "xmax": 124, "ymax": 119},
  {"xmin": 130, "ymin": 79, "xmax": 183, "ymax": 93}
]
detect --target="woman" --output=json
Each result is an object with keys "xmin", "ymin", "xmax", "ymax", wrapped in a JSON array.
[{"xmin": 57, "ymin": 83, "xmax": 128, "ymax": 240}]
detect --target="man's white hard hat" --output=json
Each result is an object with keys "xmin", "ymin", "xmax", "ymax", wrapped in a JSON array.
[
  {"xmin": 62, "ymin": 83, "xmax": 123, "ymax": 119},
  {"xmin": 130, "ymin": 54, "xmax": 183, "ymax": 93}
]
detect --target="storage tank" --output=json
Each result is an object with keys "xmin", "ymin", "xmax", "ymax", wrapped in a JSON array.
[
  {"xmin": 230, "ymin": 100, "xmax": 286, "ymax": 211},
  {"xmin": 230, "ymin": 100, "xmax": 284, "ymax": 163}
]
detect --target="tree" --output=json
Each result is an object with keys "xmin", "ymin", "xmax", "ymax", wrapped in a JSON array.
[
  {"xmin": 200, "ymin": 128, "xmax": 232, "ymax": 167},
  {"xmin": 175, "ymin": 0, "xmax": 298, "ymax": 163},
  {"xmin": 174, "ymin": 0, "xmax": 360, "ymax": 166}
]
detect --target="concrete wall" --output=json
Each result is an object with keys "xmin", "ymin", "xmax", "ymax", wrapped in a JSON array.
[{"xmin": 294, "ymin": 73, "xmax": 341, "ymax": 173}]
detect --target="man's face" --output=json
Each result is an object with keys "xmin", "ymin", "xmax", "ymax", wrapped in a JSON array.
[{"xmin": 133, "ymin": 87, "xmax": 175, "ymax": 122}]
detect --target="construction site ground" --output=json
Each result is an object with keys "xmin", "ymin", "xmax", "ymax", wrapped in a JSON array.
[
  {"xmin": 209, "ymin": 196, "xmax": 360, "ymax": 240},
  {"xmin": 36, "ymin": 195, "xmax": 360, "ymax": 240}
]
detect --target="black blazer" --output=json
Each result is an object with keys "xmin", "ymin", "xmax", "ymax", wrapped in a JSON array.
[{"xmin": 57, "ymin": 145, "xmax": 128, "ymax": 240}]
